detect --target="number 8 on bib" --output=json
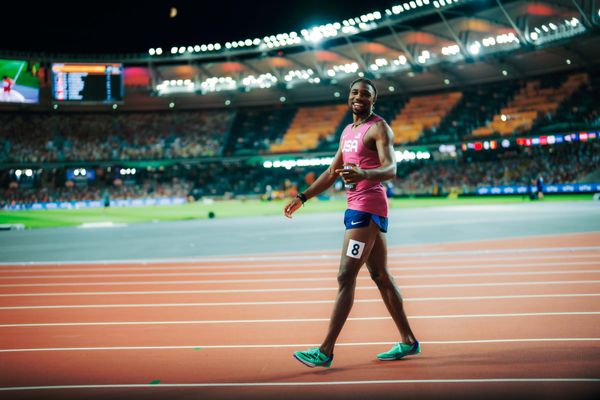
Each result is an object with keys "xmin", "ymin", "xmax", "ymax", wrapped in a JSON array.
[{"xmin": 346, "ymin": 239, "xmax": 365, "ymax": 259}]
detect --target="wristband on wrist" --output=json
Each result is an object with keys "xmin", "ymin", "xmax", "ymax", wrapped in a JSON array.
[{"xmin": 296, "ymin": 192, "xmax": 307, "ymax": 204}]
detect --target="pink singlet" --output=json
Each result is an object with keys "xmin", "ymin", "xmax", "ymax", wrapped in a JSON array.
[{"xmin": 340, "ymin": 113, "xmax": 388, "ymax": 218}]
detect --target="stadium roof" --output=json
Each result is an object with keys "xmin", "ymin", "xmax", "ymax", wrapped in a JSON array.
[
  {"xmin": 3, "ymin": 0, "xmax": 394, "ymax": 54},
  {"xmin": 1, "ymin": 0, "xmax": 598, "ymax": 110}
]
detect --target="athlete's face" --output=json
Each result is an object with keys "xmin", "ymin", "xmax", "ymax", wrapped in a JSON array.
[{"xmin": 348, "ymin": 81, "xmax": 376, "ymax": 117}]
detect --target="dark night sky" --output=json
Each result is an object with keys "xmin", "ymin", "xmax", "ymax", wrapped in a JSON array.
[{"xmin": 6, "ymin": 0, "xmax": 397, "ymax": 54}]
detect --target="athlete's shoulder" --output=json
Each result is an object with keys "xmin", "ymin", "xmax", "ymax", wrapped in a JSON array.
[
  {"xmin": 371, "ymin": 114, "xmax": 389, "ymax": 127},
  {"xmin": 370, "ymin": 115, "xmax": 391, "ymax": 131},
  {"xmin": 368, "ymin": 115, "xmax": 394, "ymax": 142},
  {"xmin": 372, "ymin": 113, "xmax": 386, "ymax": 122}
]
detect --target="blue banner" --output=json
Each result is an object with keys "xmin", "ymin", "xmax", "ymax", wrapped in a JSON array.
[
  {"xmin": 476, "ymin": 183, "xmax": 600, "ymax": 195},
  {"xmin": 3, "ymin": 197, "xmax": 188, "ymax": 211}
]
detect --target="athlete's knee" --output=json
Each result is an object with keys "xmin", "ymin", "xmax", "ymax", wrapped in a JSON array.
[
  {"xmin": 337, "ymin": 264, "xmax": 358, "ymax": 287},
  {"xmin": 369, "ymin": 269, "xmax": 394, "ymax": 287}
]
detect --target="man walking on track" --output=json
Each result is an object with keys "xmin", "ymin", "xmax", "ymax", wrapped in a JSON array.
[{"xmin": 284, "ymin": 78, "xmax": 420, "ymax": 368}]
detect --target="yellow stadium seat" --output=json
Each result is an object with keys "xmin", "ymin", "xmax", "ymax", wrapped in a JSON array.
[
  {"xmin": 471, "ymin": 73, "xmax": 589, "ymax": 137},
  {"xmin": 389, "ymin": 92, "xmax": 462, "ymax": 144},
  {"xmin": 270, "ymin": 104, "xmax": 347, "ymax": 153}
]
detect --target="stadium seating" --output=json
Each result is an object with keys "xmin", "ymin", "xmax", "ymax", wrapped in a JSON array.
[
  {"xmin": 0, "ymin": 171, "xmax": 194, "ymax": 208},
  {"xmin": 314, "ymin": 109, "xmax": 352, "ymax": 152},
  {"xmin": 2, "ymin": 70, "xmax": 599, "ymax": 208},
  {"xmin": 0, "ymin": 110, "xmax": 234, "ymax": 163},
  {"xmin": 388, "ymin": 92, "xmax": 463, "ymax": 144},
  {"xmin": 270, "ymin": 104, "xmax": 347, "ymax": 153},
  {"xmin": 2, "ymin": 73, "xmax": 593, "ymax": 164},
  {"xmin": 394, "ymin": 140, "xmax": 599, "ymax": 195},
  {"xmin": 3, "ymin": 139, "xmax": 597, "ymax": 208},
  {"xmin": 224, "ymin": 107, "xmax": 297, "ymax": 156},
  {"xmin": 422, "ymin": 81, "xmax": 520, "ymax": 144},
  {"xmin": 535, "ymin": 73, "xmax": 600, "ymax": 132},
  {"xmin": 314, "ymin": 96, "xmax": 407, "ymax": 152},
  {"xmin": 471, "ymin": 73, "xmax": 588, "ymax": 137}
]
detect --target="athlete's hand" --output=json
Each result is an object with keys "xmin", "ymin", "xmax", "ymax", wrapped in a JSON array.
[
  {"xmin": 283, "ymin": 197, "xmax": 303, "ymax": 219},
  {"xmin": 334, "ymin": 165, "xmax": 368, "ymax": 185}
]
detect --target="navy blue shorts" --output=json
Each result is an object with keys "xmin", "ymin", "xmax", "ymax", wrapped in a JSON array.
[{"xmin": 344, "ymin": 209, "xmax": 388, "ymax": 233}]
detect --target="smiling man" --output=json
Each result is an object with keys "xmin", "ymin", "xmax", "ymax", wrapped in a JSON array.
[{"xmin": 284, "ymin": 77, "xmax": 420, "ymax": 368}]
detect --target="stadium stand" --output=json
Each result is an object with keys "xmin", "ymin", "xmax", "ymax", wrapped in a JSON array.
[
  {"xmin": 0, "ymin": 171, "xmax": 193, "ymax": 209},
  {"xmin": 270, "ymin": 104, "xmax": 347, "ymax": 153},
  {"xmin": 224, "ymin": 107, "xmax": 297, "ymax": 156},
  {"xmin": 0, "ymin": 110, "xmax": 234, "ymax": 163},
  {"xmin": 389, "ymin": 92, "xmax": 463, "ymax": 144},
  {"xmin": 315, "ymin": 109, "xmax": 353, "ymax": 152},
  {"xmin": 471, "ymin": 72, "xmax": 588, "ymax": 137},
  {"xmin": 535, "ymin": 73, "xmax": 600, "ymax": 132},
  {"xmin": 420, "ymin": 81, "xmax": 521, "ymax": 144},
  {"xmin": 1, "ymin": 67, "xmax": 599, "ymax": 209},
  {"xmin": 2, "ymin": 137, "xmax": 598, "ymax": 208},
  {"xmin": 1, "ymin": 71, "xmax": 593, "ymax": 163},
  {"xmin": 0, "ymin": 160, "xmax": 310, "ymax": 208},
  {"xmin": 394, "ymin": 140, "xmax": 599, "ymax": 196},
  {"xmin": 314, "ymin": 96, "xmax": 407, "ymax": 152}
]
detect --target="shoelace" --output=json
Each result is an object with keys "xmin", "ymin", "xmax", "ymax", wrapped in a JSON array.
[
  {"xmin": 308, "ymin": 348, "xmax": 322, "ymax": 360},
  {"xmin": 308, "ymin": 348, "xmax": 331, "ymax": 361}
]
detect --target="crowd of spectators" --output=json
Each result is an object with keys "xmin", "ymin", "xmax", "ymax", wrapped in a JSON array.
[
  {"xmin": 1, "ymin": 176, "xmax": 192, "ymax": 209},
  {"xmin": 394, "ymin": 141, "xmax": 599, "ymax": 195},
  {"xmin": 2, "ymin": 140, "xmax": 598, "ymax": 208},
  {"xmin": 0, "ymin": 110, "xmax": 233, "ymax": 163}
]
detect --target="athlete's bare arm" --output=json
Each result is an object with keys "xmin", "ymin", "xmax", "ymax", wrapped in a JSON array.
[
  {"xmin": 284, "ymin": 148, "xmax": 344, "ymax": 218},
  {"xmin": 335, "ymin": 120, "xmax": 396, "ymax": 186}
]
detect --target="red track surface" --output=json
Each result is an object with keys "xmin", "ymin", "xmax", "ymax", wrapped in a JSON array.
[{"xmin": 0, "ymin": 232, "xmax": 599, "ymax": 400}]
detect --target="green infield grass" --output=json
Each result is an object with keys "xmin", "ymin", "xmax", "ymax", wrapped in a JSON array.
[
  {"xmin": 0, "ymin": 194, "xmax": 594, "ymax": 229},
  {"xmin": 0, "ymin": 59, "xmax": 39, "ymax": 88}
]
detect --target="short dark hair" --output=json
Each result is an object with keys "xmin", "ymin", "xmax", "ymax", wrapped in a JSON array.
[{"xmin": 349, "ymin": 77, "xmax": 377, "ymax": 97}]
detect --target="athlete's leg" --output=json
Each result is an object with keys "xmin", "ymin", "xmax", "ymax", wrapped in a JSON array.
[
  {"xmin": 319, "ymin": 220, "xmax": 379, "ymax": 356},
  {"xmin": 366, "ymin": 231, "xmax": 417, "ymax": 344}
]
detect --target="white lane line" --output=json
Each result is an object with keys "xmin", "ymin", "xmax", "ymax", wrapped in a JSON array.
[
  {"xmin": 0, "ymin": 245, "xmax": 598, "ymax": 266},
  {"xmin": 1, "ymin": 312, "xmax": 598, "ymax": 328},
  {"xmin": 1, "ymin": 338, "xmax": 598, "ymax": 353},
  {"xmin": 2, "ymin": 269, "xmax": 599, "ymax": 288},
  {"xmin": 2, "ymin": 280, "xmax": 599, "ymax": 297},
  {"xmin": 0, "ymin": 378, "xmax": 598, "ymax": 391},
  {"xmin": 1, "ymin": 293, "xmax": 598, "ymax": 310},
  {"xmin": 2, "ymin": 254, "xmax": 599, "ymax": 274},
  {"xmin": 2, "ymin": 261, "xmax": 599, "ymax": 279},
  {"xmin": 387, "ymin": 246, "xmax": 600, "ymax": 259}
]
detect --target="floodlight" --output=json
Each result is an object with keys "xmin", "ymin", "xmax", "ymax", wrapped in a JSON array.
[{"xmin": 468, "ymin": 42, "xmax": 481, "ymax": 55}]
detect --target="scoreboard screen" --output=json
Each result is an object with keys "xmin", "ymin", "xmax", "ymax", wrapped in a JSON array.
[{"xmin": 51, "ymin": 63, "xmax": 124, "ymax": 102}]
